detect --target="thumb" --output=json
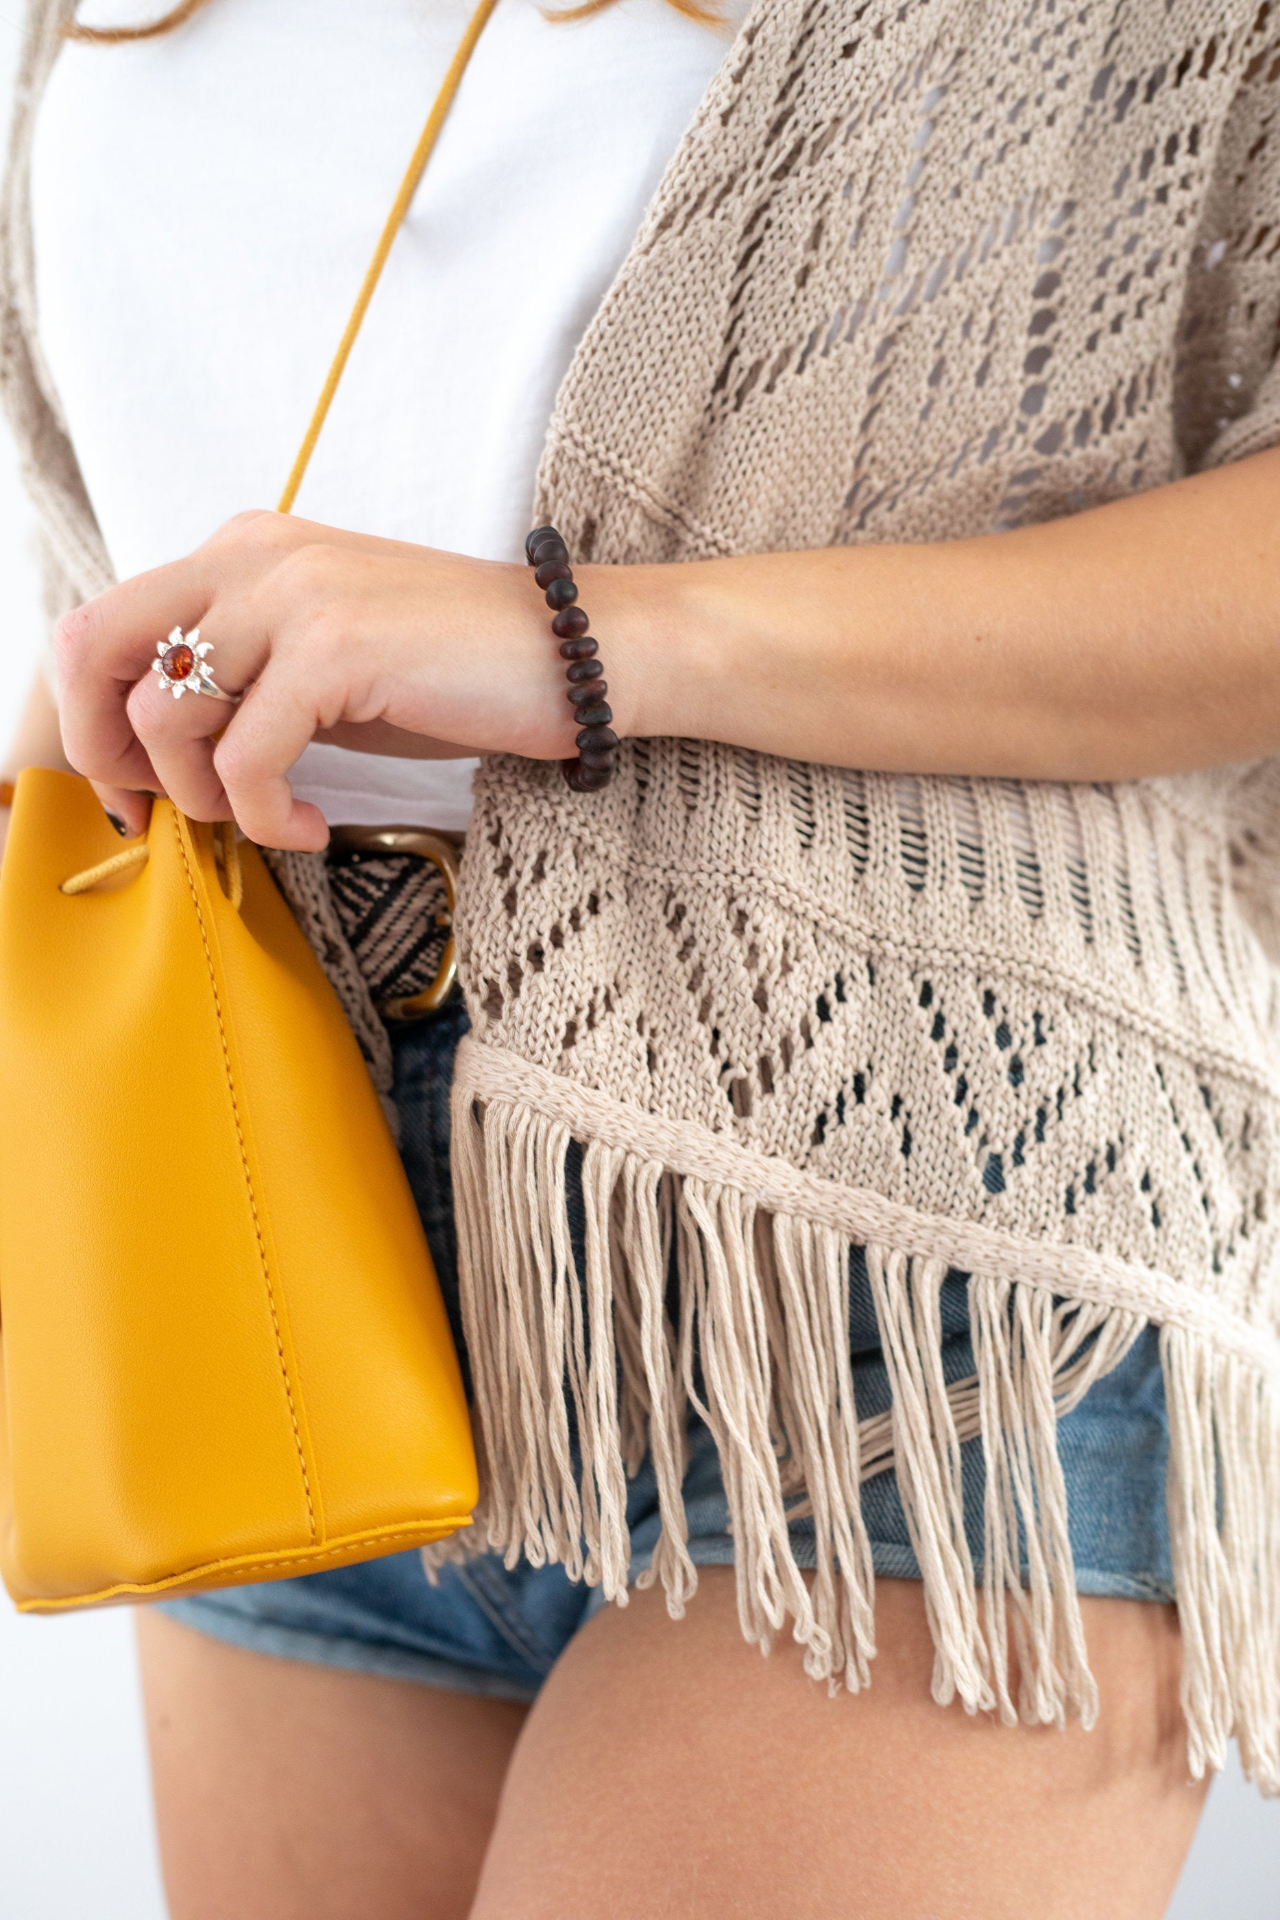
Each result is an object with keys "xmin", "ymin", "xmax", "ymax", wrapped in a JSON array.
[{"xmin": 91, "ymin": 781, "xmax": 154, "ymax": 838}]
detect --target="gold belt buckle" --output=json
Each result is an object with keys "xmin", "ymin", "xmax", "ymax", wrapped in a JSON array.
[{"xmin": 327, "ymin": 825, "xmax": 461, "ymax": 1021}]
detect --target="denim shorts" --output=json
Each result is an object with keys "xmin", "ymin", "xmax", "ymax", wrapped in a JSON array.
[{"xmin": 162, "ymin": 1000, "xmax": 1175, "ymax": 1705}]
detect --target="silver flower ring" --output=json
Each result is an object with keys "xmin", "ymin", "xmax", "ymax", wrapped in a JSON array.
[{"xmin": 150, "ymin": 627, "xmax": 241, "ymax": 704}]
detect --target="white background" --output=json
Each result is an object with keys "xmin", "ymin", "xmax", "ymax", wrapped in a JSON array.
[{"xmin": 0, "ymin": 7, "xmax": 1276, "ymax": 1915}]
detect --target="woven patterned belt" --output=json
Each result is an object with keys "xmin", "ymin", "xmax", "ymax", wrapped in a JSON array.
[{"xmin": 326, "ymin": 826, "xmax": 460, "ymax": 1021}]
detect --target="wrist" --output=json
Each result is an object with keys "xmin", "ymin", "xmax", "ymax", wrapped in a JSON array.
[{"xmin": 575, "ymin": 559, "xmax": 725, "ymax": 742}]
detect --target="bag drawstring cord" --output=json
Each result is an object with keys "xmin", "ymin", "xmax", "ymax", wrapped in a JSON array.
[
  {"xmin": 59, "ymin": 843, "xmax": 149, "ymax": 895},
  {"xmin": 61, "ymin": 820, "xmax": 241, "ymax": 903}
]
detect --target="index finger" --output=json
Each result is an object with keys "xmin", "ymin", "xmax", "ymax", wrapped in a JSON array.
[{"xmin": 54, "ymin": 555, "xmax": 210, "ymax": 789}]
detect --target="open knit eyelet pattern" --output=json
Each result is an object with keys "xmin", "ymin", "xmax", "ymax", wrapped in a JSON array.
[{"xmin": 6, "ymin": 0, "xmax": 1280, "ymax": 1795}]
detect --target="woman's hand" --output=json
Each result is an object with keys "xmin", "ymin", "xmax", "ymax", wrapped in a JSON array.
[
  {"xmin": 55, "ymin": 511, "xmax": 624, "ymax": 850},
  {"xmin": 55, "ymin": 440, "xmax": 1280, "ymax": 851}
]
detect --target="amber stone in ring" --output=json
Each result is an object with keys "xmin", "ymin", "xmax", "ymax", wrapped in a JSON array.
[{"xmin": 160, "ymin": 641, "xmax": 196, "ymax": 682}]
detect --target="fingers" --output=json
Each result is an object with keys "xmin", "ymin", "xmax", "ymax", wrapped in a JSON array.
[
  {"xmin": 54, "ymin": 561, "xmax": 210, "ymax": 788},
  {"xmin": 125, "ymin": 640, "xmax": 241, "ymax": 821},
  {"xmin": 53, "ymin": 511, "xmax": 299, "ymax": 794},
  {"xmin": 90, "ymin": 782, "xmax": 153, "ymax": 838},
  {"xmin": 56, "ymin": 537, "xmax": 326, "ymax": 847},
  {"xmin": 210, "ymin": 669, "xmax": 330, "ymax": 851},
  {"xmin": 53, "ymin": 510, "xmax": 483, "ymax": 851}
]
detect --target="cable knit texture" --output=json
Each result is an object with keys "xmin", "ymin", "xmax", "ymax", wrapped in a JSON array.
[{"xmin": 5, "ymin": 0, "xmax": 1280, "ymax": 1788}]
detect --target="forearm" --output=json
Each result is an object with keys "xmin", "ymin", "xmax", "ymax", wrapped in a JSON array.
[
  {"xmin": 594, "ymin": 444, "xmax": 1280, "ymax": 783},
  {"xmin": 53, "ymin": 451, "xmax": 1280, "ymax": 854}
]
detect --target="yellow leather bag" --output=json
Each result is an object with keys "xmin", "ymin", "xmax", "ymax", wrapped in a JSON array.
[
  {"xmin": 0, "ymin": 776, "xmax": 476, "ymax": 1609},
  {"xmin": 0, "ymin": 0, "xmax": 503, "ymax": 1612}
]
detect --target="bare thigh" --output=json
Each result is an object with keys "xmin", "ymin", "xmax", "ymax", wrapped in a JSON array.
[
  {"xmin": 138, "ymin": 1575, "xmax": 1207, "ymax": 1920},
  {"xmin": 135, "ymin": 1608, "xmax": 526, "ymax": 1920},
  {"xmin": 472, "ymin": 1572, "xmax": 1207, "ymax": 1920}
]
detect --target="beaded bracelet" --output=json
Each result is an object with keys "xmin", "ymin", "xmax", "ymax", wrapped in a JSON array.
[{"xmin": 525, "ymin": 523, "xmax": 618, "ymax": 793}]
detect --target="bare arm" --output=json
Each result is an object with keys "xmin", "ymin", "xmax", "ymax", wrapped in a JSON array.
[
  {"xmin": 595, "ymin": 443, "xmax": 1280, "ymax": 785},
  {"xmin": 53, "ymin": 446, "xmax": 1280, "ymax": 850}
]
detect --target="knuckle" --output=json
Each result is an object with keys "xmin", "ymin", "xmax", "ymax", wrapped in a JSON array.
[
  {"xmin": 211, "ymin": 732, "xmax": 254, "ymax": 791},
  {"xmin": 208, "ymin": 507, "xmax": 289, "ymax": 555},
  {"xmin": 52, "ymin": 601, "xmax": 101, "ymax": 673},
  {"xmin": 275, "ymin": 556, "xmax": 350, "ymax": 652},
  {"xmin": 279, "ymin": 541, "xmax": 343, "ymax": 596},
  {"xmin": 125, "ymin": 680, "xmax": 164, "ymax": 742},
  {"xmin": 302, "ymin": 609, "xmax": 348, "ymax": 664}
]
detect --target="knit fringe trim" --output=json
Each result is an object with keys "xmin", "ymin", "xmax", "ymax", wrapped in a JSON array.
[{"xmin": 430, "ymin": 1073, "xmax": 1280, "ymax": 1795}]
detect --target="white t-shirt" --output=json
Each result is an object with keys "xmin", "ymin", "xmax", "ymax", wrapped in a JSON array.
[{"xmin": 30, "ymin": 0, "xmax": 742, "ymax": 828}]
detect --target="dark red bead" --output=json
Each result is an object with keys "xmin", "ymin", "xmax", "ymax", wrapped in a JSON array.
[
  {"xmin": 576, "ymin": 723, "xmax": 618, "ymax": 754},
  {"xmin": 528, "ymin": 527, "xmax": 611, "ymax": 798},
  {"xmin": 577, "ymin": 746, "xmax": 618, "ymax": 774},
  {"xmin": 564, "ymin": 758, "xmax": 612, "ymax": 792}
]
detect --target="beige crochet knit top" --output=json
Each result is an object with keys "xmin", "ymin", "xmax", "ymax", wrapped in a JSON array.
[{"xmin": 4, "ymin": 0, "xmax": 1280, "ymax": 1791}]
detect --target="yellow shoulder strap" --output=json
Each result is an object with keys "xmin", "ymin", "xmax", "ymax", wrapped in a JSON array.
[
  {"xmin": 276, "ymin": 0, "xmax": 501, "ymax": 515},
  {"xmin": 56, "ymin": 1, "xmax": 499, "ymax": 901}
]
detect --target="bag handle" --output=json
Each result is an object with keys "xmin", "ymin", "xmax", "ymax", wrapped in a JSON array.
[{"xmin": 60, "ymin": 0, "xmax": 500, "ymax": 898}]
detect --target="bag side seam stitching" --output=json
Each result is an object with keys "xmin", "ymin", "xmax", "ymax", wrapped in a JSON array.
[{"xmin": 172, "ymin": 812, "xmax": 318, "ymax": 1544}]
